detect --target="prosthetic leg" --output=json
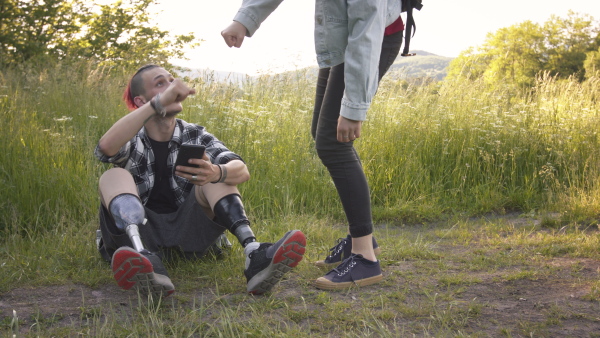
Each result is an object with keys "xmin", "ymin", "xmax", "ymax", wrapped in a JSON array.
[
  {"xmin": 109, "ymin": 194, "xmax": 147, "ymax": 252},
  {"xmin": 108, "ymin": 193, "xmax": 174, "ymax": 298},
  {"xmin": 213, "ymin": 194, "xmax": 256, "ymax": 247},
  {"xmin": 209, "ymin": 191, "xmax": 307, "ymax": 295}
]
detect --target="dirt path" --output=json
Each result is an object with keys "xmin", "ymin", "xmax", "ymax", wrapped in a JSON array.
[{"xmin": 2, "ymin": 215, "xmax": 600, "ymax": 336}]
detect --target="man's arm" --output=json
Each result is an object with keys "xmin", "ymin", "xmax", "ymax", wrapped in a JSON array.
[
  {"xmin": 177, "ymin": 157, "xmax": 250, "ymax": 186},
  {"xmin": 97, "ymin": 102, "xmax": 156, "ymax": 157},
  {"xmin": 97, "ymin": 79, "xmax": 195, "ymax": 157}
]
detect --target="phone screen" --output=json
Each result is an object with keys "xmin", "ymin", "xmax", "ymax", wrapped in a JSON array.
[{"xmin": 175, "ymin": 144, "xmax": 206, "ymax": 168}]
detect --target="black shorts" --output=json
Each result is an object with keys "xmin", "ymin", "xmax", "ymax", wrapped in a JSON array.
[{"xmin": 97, "ymin": 186, "xmax": 225, "ymax": 262}]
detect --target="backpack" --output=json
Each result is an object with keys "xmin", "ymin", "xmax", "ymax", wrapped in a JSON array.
[{"xmin": 401, "ymin": 0, "xmax": 423, "ymax": 57}]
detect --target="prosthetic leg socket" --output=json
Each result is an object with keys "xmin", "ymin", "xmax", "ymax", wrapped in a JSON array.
[{"xmin": 213, "ymin": 194, "xmax": 256, "ymax": 247}]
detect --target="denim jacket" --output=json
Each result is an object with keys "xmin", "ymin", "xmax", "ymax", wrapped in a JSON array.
[{"xmin": 233, "ymin": 0, "xmax": 402, "ymax": 121}]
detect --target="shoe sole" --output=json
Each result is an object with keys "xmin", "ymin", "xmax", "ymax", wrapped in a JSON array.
[
  {"xmin": 314, "ymin": 247, "xmax": 382, "ymax": 267},
  {"xmin": 247, "ymin": 230, "xmax": 306, "ymax": 295},
  {"xmin": 111, "ymin": 247, "xmax": 175, "ymax": 298},
  {"xmin": 313, "ymin": 274, "xmax": 383, "ymax": 290}
]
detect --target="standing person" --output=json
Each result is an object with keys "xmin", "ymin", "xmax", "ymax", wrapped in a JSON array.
[
  {"xmin": 95, "ymin": 64, "xmax": 306, "ymax": 298},
  {"xmin": 221, "ymin": 0, "xmax": 404, "ymax": 289}
]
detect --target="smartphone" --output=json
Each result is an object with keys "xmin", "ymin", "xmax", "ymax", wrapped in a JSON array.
[{"xmin": 175, "ymin": 144, "xmax": 206, "ymax": 169}]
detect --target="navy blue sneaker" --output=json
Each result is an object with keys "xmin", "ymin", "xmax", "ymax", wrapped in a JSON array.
[
  {"xmin": 314, "ymin": 254, "xmax": 383, "ymax": 290},
  {"xmin": 111, "ymin": 247, "xmax": 175, "ymax": 298},
  {"xmin": 315, "ymin": 234, "xmax": 381, "ymax": 267},
  {"xmin": 245, "ymin": 230, "xmax": 306, "ymax": 294}
]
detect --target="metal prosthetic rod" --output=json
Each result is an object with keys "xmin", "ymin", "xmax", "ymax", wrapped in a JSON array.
[{"xmin": 125, "ymin": 219, "xmax": 147, "ymax": 252}]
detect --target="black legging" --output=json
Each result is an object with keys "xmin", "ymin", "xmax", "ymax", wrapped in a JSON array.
[{"xmin": 311, "ymin": 30, "xmax": 403, "ymax": 238}]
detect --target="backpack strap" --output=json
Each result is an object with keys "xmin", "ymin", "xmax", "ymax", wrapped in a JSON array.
[{"xmin": 401, "ymin": 0, "xmax": 423, "ymax": 57}]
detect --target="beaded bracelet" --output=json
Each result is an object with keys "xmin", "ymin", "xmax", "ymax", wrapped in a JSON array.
[{"xmin": 150, "ymin": 93, "xmax": 167, "ymax": 117}]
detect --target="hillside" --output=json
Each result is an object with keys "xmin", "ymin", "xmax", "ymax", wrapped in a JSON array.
[
  {"xmin": 387, "ymin": 50, "xmax": 454, "ymax": 80},
  {"xmin": 177, "ymin": 50, "xmax": 454, "ymax": 82}
]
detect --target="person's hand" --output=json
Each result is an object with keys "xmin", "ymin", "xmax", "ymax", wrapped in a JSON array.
[
  {"xmin": 174, "ymin": 153, "xmax": 221, "ymax": 186},
  {"xmin": 158, "ymin": 78, "xmax": 196, "ymax": 113},
  {"xmin": 221, "ymin": 21, "xmax": 247, "ymax": 48},
  {"xmin": 337, "ymin": 116, "xmax": 362, "ymax": 143}
]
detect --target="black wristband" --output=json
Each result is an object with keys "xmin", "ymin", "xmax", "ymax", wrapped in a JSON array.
[{"xmin": 210, "ymin": 164, "xmax": 223, "ymax": 184}]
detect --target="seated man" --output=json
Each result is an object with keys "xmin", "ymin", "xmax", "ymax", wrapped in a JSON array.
[{"xmin": 95, "ymin": 64, "xmax": 306, "ymax": 297}]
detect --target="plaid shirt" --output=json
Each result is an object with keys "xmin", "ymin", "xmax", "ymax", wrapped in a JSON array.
[{"xmin": 95, "ymin": 119, "xmax": 244, "ymax": 206}]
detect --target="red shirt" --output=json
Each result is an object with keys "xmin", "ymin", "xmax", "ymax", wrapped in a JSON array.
[{"xmin": 384, "ymin": 15, "xmax": 404, "ymax": 35}]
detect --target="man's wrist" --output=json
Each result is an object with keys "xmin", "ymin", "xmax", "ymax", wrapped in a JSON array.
[
  {"xmin": 211, "ymin": 164, "xmax": 223, "ymax": 184},
  {"xmin": 210, "ymin": 164, "xmax": 228, "ymax": 184},
  {"xmin": 150, "ymin": 93, "xmax": 167, "ymax": 117}
]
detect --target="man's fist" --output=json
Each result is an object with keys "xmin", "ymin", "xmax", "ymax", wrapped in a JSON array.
[
  {"xmin": 161, "ymin": 79, "xmax": 196, "ymax": 113},
  {"xmin": 221, "ymin": 21, "xmax": 248, "ymax": 48}
]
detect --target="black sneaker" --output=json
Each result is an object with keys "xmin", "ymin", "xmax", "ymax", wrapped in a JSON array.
[
  {"xmin": 111, "ymin": 247, "xmax": 175, "ymax": 298},
  {"xmin": 245, "ymin": 230, "xmax": 306, "ymax": 295},
  {"xmin": 314, "ymin": 253, "xmax": 383, "ymax": 290},
  {"xmin": 315, "ymin": 234, "xmax": 381, "ymax": 267}
]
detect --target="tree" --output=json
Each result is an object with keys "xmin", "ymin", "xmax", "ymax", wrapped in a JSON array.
[
  {"xmin": 0, "ymin": 0, "xmax": 80, "ymax": 64},
  {"xmin": 446, "ymin": 12, "xmax": 600, "ymax": 87},
  {"xmin": 482, "ymin": 21, "xmax": 545, "ymax": 87},
  {"xmin": 445, "ymin": 47, "xmax": 490, "ymax": 81},
  {"xmin": 447, "ymin": 21, "xmax": 546, "ymax": 87},
  {"xmin": 543, "ymin": 11, "xmax": 600, "ymax": 81},
  {"xmin": 0, "ymin": 0, "xmax": 198, "ymax": 69},
  {"xmin": 584, "ymin": 48, "xmax": 600, "ymax": 79}
]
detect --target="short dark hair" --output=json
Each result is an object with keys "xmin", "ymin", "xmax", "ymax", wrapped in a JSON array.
[{"xmin": 123, "ymin": 64, "xmax": 160, "ymax": 111}]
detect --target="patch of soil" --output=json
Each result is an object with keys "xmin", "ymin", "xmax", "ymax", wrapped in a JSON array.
[
  {"xmin": 456, "ymin": 258, "xmax": 600, "ymax": 336},
  {"xmin": 2, "ymin": 214, "xmax": 600, "ymax": 336}
]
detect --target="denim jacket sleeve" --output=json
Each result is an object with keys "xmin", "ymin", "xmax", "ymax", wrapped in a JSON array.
[
  {"xmin": 339, "ymin": 0, "xmax": 390, "ymax": 122},
  {"xmin": 233, "ymin": 0, "xmax": 284, "ymax": 37},
  {"xmin": 234, "ymin": 0, "xmax": 401, "ymax": 121}
]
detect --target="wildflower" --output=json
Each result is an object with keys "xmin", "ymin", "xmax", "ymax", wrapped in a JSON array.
[{"xmin": 54, "ymin": 116, "xmax": 73, "ymax": 122}]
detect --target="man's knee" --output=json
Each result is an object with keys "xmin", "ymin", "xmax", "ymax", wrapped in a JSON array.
[
  {"xmin": 99, "ymin": 168, "xmax": 138, "ymax": 207},
  {"xmin": 99, "ymin": 168, "xmax": 132, "ymax": 186},
  {"xmin": 197, "ymin": 183, "xmax": 240, "ymax": 209}
]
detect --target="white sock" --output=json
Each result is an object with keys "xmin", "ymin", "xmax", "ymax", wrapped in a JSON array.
[{"xmin": 244, "ymin": 241, "xmax": 261, "ymax": 269}]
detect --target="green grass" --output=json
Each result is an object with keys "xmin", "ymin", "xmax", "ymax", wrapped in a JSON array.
[
  {"xmin": 2, "ymin": 63, "xmax": 599, "ymax": 234},
  {"xmin": 2, "ymin": 214, "xmax": 600, "ymax": 336},
  {"xmin": 1, "ymin": 61, "xmax": 600, "ymax": 336}
]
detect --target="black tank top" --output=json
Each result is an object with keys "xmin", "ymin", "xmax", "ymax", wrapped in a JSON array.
[{"xmin": 146, "ymin": 138, "xmax": 178, "ymax": 214}]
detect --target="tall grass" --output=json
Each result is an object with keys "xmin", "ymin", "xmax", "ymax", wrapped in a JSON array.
[
  {"xmin": 2, "ymin": 61, "xmax": 600, "ymax": 337},
  {"xmin": 364, "ymin": 73, "xmax": 600, "ymax": 220},
  {"xmin": 0, "ymin": 63, "xmax": 599, "ymax": 236},
  {"xmin": 179, "ymin": 71, "xmax": 334, "ymax": 220},
  {"xmin": 0, "ymin": 63, "xmax": 123, "ymax": 235}
]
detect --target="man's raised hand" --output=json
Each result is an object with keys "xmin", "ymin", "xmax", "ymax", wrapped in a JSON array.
[{"xmin": 161, "ymin": 79, "xmax": 196, "ymax": 113}]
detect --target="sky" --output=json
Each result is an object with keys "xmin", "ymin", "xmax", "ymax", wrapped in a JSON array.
[{"xmin": 150, "ymin": 0, "xmax": 600, "ymax": 75}]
